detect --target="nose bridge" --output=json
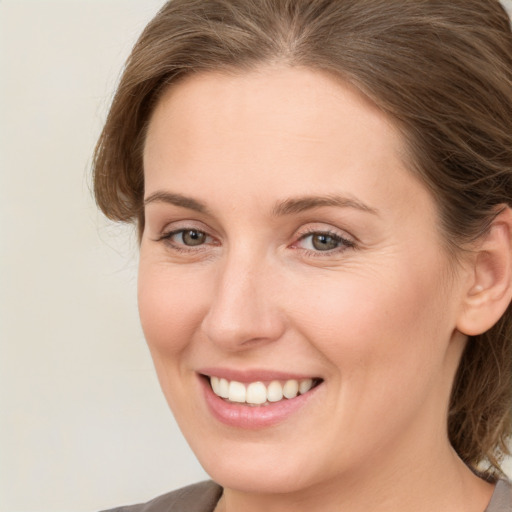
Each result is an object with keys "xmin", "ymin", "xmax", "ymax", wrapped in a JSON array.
[{"xmin": 201, "ymin": 245, "xmax": 283, "ymax": 350}]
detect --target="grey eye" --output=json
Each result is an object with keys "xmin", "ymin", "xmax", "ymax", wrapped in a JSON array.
[
  {"xmin": 310, "ymin": 233, "xmax": 341, "ymax": 251},
  {"xmin": 181, "ymin": 229, "xmax": 207, "ymax": 246}
]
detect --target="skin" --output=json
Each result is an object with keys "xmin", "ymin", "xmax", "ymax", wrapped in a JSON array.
[{"xmin": 139, "ymin": 66, "xmax": 496, "ymax": 512}]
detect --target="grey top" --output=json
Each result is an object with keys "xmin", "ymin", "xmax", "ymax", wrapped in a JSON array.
[
  {"xmin": 487, "ymin": 480, "xmax": 512, "ymax": 512},
  {"xmin": 100, "ymin": 481, "xmax": 222, "ymax": 512},
  {"xmin": 100, "ymin": 478, "xmax": 512, "ymax": 512}
]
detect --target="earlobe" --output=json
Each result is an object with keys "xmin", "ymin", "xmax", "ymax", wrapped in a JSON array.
[{"xmin": 457, "ymin": 207, "xmax": 512, "ymax": 336}]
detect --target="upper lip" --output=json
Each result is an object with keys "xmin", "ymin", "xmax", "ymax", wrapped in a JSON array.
[{"xmin": 198, "ymin": 367, "xmax": 321, "ymax": 383}]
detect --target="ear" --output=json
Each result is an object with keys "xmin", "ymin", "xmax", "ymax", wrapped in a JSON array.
[{"xmin": 457, "ymin": 206, "xmax": 512, "ymax": 336}]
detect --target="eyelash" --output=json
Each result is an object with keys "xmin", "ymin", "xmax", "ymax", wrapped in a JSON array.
[
  {"xmin": 294, "ymin": 229, "xmax": 356, "ymax": 257},
  {"xmin": 158, "ymin": 228, "xmax": 215, "ymax": 253},
  {"xmin": 157, "ymin": 227, "xmax": 356, "ymax": 256}
]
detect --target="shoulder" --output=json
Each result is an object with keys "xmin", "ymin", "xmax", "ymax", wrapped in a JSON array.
[
  {"xmin": 486, "ymin": 479, "xmax": 512, "ymax": 512},
  {"xmin": 99, "ymin": 481, "xmax": 223, "ymax": 512}
]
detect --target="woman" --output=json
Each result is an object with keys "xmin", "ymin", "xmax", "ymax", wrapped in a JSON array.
[{"xmin": 94, "ymin": 1, "xmax": 512, "ymax": 510}]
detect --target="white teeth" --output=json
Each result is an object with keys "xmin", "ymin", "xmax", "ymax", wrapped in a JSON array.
[
  {"xmin": 267, "ymin": 380, "xmax": 284, "ymax": 402},
  {"xmin": 211, "ymin": 376, "xmax": 220, "ymax": 395},
  {"xmin": 246, "ymin": 382, "xmax": 267, "ymax": 404},
  {"xmin": 283, "ymin": 379, "xmax": 299, "ymax": 399},
  {"xmin": 228, "ymin": 380, "xmax": 246, "ymax": 403},
  {"xmin": 299, "ymin": 378, "xmax": 313, "ymax": 395},
  {"xmin": 218, "ymin": 378, "xmax": 229, "ymax": 399},
  {"xmin": 210, "ymin": 377, "xmax": 317, "ymax": 404}
]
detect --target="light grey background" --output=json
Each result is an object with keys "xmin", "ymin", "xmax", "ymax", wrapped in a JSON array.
[
  {"xmin": 1, "ymin": 1, "xmax": 511, "ymax": 511},
  {"xmin": 0, "ymin": 2, "xmax": 207, "ymax": 512}
]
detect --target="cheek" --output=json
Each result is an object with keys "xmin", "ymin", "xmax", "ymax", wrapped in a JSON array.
[
  {"xmin": 286, "ymin": 263, "xmax": 456, "ymax": 449},
  {"xmin": 286, "ymin": 260, "xmax": 452, "ymax": 381},
  {"xmin": 137, "ymin": 260, "xmax": 208, "ymax": 357},
  {"xmin": 137, "ymin": 259, "xmax": 214, "ymax": 424}
]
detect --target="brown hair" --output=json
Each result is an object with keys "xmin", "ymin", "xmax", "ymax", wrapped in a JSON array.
[{"xmin": 93, "ymin": 0, "xmax": 512, "ymax": 476}]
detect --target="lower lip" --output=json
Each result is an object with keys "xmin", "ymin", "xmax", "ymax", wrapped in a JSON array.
[{"xmin": 200, "ymin": 376, "xmax": 321, "ymax": 429}]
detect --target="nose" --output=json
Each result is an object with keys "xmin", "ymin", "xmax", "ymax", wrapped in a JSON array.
[{"xmin": 200, "ymin": 252, "xmax": 286, "ymax": 351}]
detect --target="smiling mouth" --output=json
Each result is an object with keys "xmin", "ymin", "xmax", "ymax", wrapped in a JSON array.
[{"xmin": 206, "ymin": 376, "xmax": 323, "ymax": 406}]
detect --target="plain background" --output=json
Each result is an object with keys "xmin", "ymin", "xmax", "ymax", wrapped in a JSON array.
[
  {"xmin": 0, "ymin": 2, "xmax": 208, "ymax": 512},
  {"xmin": 1, "ymin": 1, "xmax": 512, "ymax": 511}
]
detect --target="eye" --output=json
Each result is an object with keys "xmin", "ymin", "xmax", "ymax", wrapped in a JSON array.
[
  {"xmin": 296, "ymin": 230, "xmax": 355, "ymax": 253},
  {"xmin": 307, "ymin": 233, "xmax": 340, "ymax": 251},
  {"xmin": 160, "ymin": 228, "xmax": 213, "ymax": 249},
  {"xmin": 179, "ymin": 229, "xmax": 207, "ymax": 246}
]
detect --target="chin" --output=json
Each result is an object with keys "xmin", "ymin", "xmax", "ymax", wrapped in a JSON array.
[
  {"xmin": 203, "ymin": 458, "xmax": 318, "ymax": 494},
  {"xmin": 189, "ymin": 436, "xmax": 335, "ymax": 495}
]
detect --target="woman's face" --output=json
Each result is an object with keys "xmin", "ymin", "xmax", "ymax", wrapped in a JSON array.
[{"xmin": 139, "ymin": 67, "xmax": 468, "ymax": 493}]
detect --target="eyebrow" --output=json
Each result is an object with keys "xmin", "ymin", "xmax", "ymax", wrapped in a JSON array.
[
  {"xmin": 271, "ymin": 195, "xmax": 379, "ymax": 217},
  {"xmin": 144, "ymin": 191, "xmax": 210, "ymax": 214},
  {"xmin": 144, "ymin": 191, "xmax": 378, "ymax": 217}
]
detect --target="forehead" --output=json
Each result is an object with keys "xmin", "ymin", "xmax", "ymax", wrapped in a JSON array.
[
  {"xmin": 145, "ymin": 66, "xmax": 400, "ymax": 157},
  {"xmin": 143, "ymin": 66, "xmax": 430, "ymax": 222}
]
